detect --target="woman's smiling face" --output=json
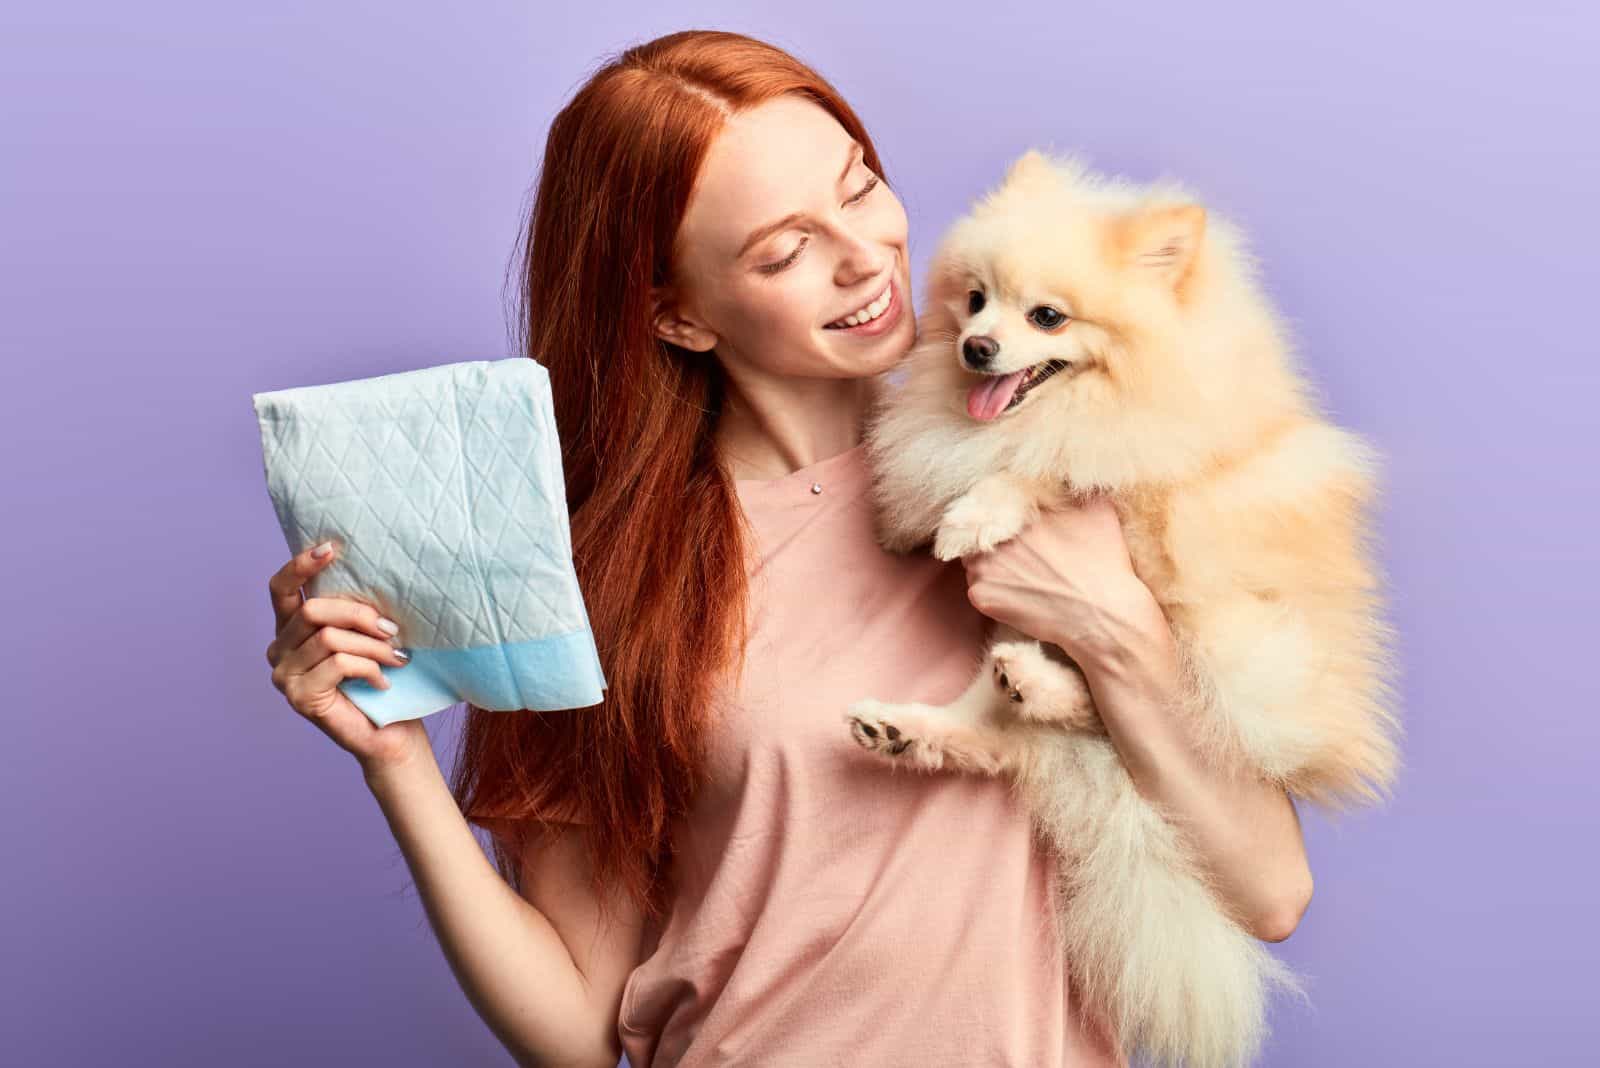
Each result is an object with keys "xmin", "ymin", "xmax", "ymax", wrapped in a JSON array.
[{"xmin": 655, "ymin": 94, "xmax": 915, "ymax": 380}]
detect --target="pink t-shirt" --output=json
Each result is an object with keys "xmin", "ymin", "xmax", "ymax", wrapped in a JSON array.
[{"xmin": 616, "ymin": 442, "xmax": 1125, "ymax": 1067}]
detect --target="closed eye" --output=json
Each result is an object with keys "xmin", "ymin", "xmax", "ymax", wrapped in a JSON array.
[
  {"xmin": 847, "ymin": 175, "xmax": 880, "ymax": 205},
  {"xmin": 758, "ymin": 175, "xmax": 882, "ymax": 275}
]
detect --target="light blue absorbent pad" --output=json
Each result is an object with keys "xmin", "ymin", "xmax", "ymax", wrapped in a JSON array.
[
  {"xmin": 253, "ymin": 357, "xmax": 608, "ymax": 729},
  {"xmin": 339, "ymin": 628, "xmax": 607, "ymax": 727}
]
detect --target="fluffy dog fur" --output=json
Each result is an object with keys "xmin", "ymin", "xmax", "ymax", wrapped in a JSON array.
[{"xmin": 842, "ymin": 150, "xmax": 1401, "ymax": 1067}]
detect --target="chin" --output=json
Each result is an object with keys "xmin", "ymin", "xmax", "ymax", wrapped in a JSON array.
[{"xmin": 843, "ymin": 149, "xmax": 1401, "ymax": 1068}]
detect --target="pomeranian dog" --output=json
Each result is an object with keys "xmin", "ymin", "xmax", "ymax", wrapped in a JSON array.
[{"xmin": 843, "ymin": 150, "xmax": 1401, "ymax": 1068}]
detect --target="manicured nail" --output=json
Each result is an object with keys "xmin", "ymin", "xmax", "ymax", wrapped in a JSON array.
[
  {"xmin": 393, "ymin": 648, "xmax": 410, "ymax": 663},
  {"xmin": 376, "ymin": 617, "xmax": 399, "ymax": 636},
  {"xmin": 312, "ymin": 541, "xmax": 334, "ymax": 558}
]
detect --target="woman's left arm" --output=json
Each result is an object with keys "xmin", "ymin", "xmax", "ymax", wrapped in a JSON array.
[{"xmin": 959, "ymin": 494, "xmax": 1314, "ymax": 943}]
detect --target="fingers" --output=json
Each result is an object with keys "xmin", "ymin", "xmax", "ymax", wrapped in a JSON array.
[
  {"xmin": 272, "ymin": 626, "xmax": 409, "ymax": 703},
  {"xmin": 268, "ymin": 539, "xmax": 340, "ymax": 631},
  {"xmin": 287, "ymin": 652, "xmax": 391, "ymax": 710},
  {"xmin": 274, "ymin": 593, "xmax": 401, "ymax": 660},
  {"xmin": 277, "ymin": 620, "xmax": 410, "ymax": 679},
  {"xmin": 961, "ymin": 552, "xmax": 987, "ymax": 583}
]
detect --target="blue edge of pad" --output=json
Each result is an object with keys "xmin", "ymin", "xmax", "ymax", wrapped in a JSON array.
[{"xmin": 338, "ymin": 628, "xmax": 609, "ymax": 727}]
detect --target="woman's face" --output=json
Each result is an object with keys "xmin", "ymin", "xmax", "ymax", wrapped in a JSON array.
[{"xmin": 655, "ymin": 94, "xmax": 915, "ymax": 381}]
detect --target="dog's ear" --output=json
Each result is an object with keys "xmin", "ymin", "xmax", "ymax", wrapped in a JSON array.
[
  {"xmin": 1118, "ymin": 203, "xmax": 1207, "ymax": 287},
  {"xmin": 1001, "ymin": 149, "xmax": 1054, "ymax": 188}
]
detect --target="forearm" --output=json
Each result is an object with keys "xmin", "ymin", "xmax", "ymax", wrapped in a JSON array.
[
  {"xmin": 363, "ymin": 751, "xmax": 619, "ymax": 1067},
  {"xmin": 1064, "ymin": 599, "xmax": 1314, "ymax": 942}
]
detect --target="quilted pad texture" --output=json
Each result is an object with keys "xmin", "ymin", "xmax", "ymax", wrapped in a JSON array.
[{"xmin": 252, "ymin": 358, "xmax": 607, "ymax": 726}]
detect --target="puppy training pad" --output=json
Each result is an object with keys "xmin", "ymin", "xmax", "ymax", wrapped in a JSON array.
[{"xmin": 252, "ymin": 358, "xmax": 606, "ymax": 726}]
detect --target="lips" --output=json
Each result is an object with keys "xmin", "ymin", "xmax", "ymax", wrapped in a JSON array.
[
  {"xmin": 966, "ymin": 359, "xmax": 1071, "ymax": 421},
  {"xmin": 822, "ymin": 273, "xmax": 904, "ymax": 338},
  {"xmin": 825, "ymin": 278, "xmax": 892, "ymax": 329}
]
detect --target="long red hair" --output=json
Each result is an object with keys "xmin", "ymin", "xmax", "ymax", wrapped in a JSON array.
[{"xmin": 449, "ymin": 30, "xmax": 892, "ymax": 922}]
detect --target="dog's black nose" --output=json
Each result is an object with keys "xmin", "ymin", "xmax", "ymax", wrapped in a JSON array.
[{"xmin": 962, "ymin": 335, "xmax": 999, "ymax": 369}]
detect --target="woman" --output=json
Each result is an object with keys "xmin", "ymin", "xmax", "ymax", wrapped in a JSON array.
[{"xmin": 263, "ymin": 29, "xmax": 1312, "ymax": 1067}]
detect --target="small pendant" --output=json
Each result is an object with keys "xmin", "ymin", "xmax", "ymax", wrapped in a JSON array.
[{"xmin": 810, "ymin": 482, "xmax": 823, "ymax": 494}]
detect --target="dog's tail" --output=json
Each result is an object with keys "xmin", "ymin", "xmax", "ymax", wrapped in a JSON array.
[{"xmin": 1033, "ymin": 738, "xmax": 1306, "ymax": 1068}]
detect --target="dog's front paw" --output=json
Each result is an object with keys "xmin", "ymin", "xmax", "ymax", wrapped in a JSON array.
[
  {"xmin": 846, "ymin": 699, "xmax": 1013, "ymax": 776},
  {"xmin": 932, "ymin": 521, "xmax": 987, "ymax": 561},
  {"xmin": 931, "ymin": 480, "xmax": 1035, "ymax": 560},
  {"xmin": 845, "ymin": 700, "xmax": 916, "ymax": 757},
  {"xmin": 932, "ymin": 504, "xmax": 1024, "ymax": 560}
]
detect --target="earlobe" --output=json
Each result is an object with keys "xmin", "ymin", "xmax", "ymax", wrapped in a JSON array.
[{"xmin": 1119, "ymin": 203, "xmax": 1207, "ymax": 287}]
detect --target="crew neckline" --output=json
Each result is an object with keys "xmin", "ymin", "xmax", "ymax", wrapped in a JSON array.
[{"xmin": 732, "ymin": 441, "xmax": 868, "ymax": 491}]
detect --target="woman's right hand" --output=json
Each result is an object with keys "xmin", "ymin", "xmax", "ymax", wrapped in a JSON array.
[{"xmin": 265, "ymin": 540, "xmax": 430, "ymax": 776}]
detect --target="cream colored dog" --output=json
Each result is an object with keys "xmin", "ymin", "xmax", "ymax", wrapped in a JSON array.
[{"xmin": 844, "ymin": 150, "xmax": 1401, "ymax": 1068}]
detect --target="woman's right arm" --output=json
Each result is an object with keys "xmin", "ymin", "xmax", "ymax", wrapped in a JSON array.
[
  {"xmin": 364, "ymin": 751, "xmax": 641, "ymax": 1068},
  {"xmin": 265, "ymin": 542, "xmax": 641, "ymax": 1067}
]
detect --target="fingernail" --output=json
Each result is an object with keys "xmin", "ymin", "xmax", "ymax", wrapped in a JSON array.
[
  {"xmin": 393, "ymin": 648, "xmax": 410, "ymax": 663},
  {"xmin": 312, "ymin": 541, "xmax": 334, "ymax": 558},
  {"xmin": 376, "ymin": 617, "xmax": 399, "ymax": 636}
]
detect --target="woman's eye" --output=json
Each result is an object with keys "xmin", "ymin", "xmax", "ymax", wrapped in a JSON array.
[
  {"xmin": 1029, "ymin": 306, "xmax": 1067, "ymax": 328},
  {"xmin": 756, "ymin": 176, "xmax": 879, "ymax": 276},
  {"xmin": 968, "ymin": 290, "xmax": 986, "ymax": 315},
  {"xmin": 759, "ymin": 237, "xmax": 808, "ymax": 274},
  {"xmin": 847, "ymin": 175, "xmax": 880, "ymax": 205}
]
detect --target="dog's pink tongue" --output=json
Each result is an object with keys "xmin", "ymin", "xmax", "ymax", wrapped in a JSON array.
[{"xmin": 967, "ymin": 371, "xmax": 1026, "ymax": 421}]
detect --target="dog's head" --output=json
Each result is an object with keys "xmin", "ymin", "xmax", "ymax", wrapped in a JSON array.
[{"xmin": 922, "ymin": 150, "xmax": 1260, "ymax": 436}]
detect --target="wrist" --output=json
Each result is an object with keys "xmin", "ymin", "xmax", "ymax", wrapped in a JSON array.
[
  {"xmin": 361, "ymin": 741, "xmax": 440, "ymax": 800},
  {"xmin": 1071, "ymin": 582, "xmax": 1176, "ymax": 687}
]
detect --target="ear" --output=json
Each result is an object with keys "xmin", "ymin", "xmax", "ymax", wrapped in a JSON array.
[
  {"xmin": 1002, "ymin": 149, "xmax": 1054, "ymax": 188},
  {"xmin": 1118, "ymin": 203, "xmax": 1207, "ymax": 287},
  {"xmin": 649, "ymin": 285, "xmax": 717, "ymax": 352}
]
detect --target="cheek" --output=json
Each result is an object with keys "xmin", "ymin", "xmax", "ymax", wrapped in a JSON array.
[
  {"xmin": 720, "ymin": 270, "xmax": 798, "ymax": 322},
  {"xmin": 1060, "ymin": 322, "xmax": 1107, "ymax": 362},
  {"xmin": 877, "ymin": 191, "xmax": 911, "ymax": 244},
  {"xmin": 721, "ymin": 275, "xmax": 830, "ymax": 358}
]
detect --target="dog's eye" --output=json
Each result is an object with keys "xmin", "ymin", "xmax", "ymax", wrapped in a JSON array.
[
  {"xmin": 1029, "ymin": 306, "xmax": 1068, "ymax": 329},
  {"xmin": 967, "ymin": 290, "xmax": 985, "ymax": 315}
]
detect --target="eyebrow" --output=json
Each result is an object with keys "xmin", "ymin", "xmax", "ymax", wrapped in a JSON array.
[{"xmin": 737, "ymin": 140, "xmax": 864, "ymax": 259}]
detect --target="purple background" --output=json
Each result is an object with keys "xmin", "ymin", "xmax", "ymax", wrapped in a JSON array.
[{"xmin": 5, "ymin": 2, "xmax": 1595, "ymax": 1065}]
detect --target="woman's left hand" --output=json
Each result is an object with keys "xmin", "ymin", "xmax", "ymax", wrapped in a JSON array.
[{"xmin": 959, "ymin": 494, "xmax": 1163, "ymax": 668}]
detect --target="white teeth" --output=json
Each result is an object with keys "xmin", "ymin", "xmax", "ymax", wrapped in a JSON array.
[{"xmin": 830, "ymin": 281, "xmax": 892, "ymax": 328}]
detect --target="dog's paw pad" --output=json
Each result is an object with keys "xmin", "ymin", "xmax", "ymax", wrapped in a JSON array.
[{"xmin": 845, "ymin": 703, "xmax": 915, "ymax": 757}]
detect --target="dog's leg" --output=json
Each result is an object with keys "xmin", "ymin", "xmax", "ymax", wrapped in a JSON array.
[
  {"xmin": 845, "ymin": 677, "xmax": 1021, "ymax": 776},
  {"xmin": 932, "ymin": 472, "xmax": 1049, "ymax": 561},
  {"xmin": 845, "ymin": 626, "xmax": 1041, "ymax": 777}
]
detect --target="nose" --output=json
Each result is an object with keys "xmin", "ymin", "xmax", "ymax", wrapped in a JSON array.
[
  {"xmin": 833, "ymin": 226, "xmax": 890, "ymax": 288},
  {"xmin": 962, "ymin": 335, "xmax": 999, "ymax": 370},
  {"xmin": 836, "ymin": 246, "xmax": 887, "ymax": 288}
]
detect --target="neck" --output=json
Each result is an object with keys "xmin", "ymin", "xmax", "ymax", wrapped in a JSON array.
[{"xmin": 714, "ymin": 371, "xmax": 874, "ymax": 481}]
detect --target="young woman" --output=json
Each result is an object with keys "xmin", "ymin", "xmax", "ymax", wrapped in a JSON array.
[{"xmin": 262, "ymin": 29, "xmax": 1313, "ymax": 1067}]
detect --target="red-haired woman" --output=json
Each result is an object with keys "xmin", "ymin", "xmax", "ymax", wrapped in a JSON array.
[{"xmin": 263, "ymin": 29, "xmax": 1313, "ymax": 1067}]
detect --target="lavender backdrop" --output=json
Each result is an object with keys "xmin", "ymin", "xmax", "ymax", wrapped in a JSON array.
[{"xmin": 4, "ymin": 2, "xmax": 1594, "ymax": 1065}]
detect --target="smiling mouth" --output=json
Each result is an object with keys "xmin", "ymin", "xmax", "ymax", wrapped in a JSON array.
[{"xmin": 966, "ymin": 358, "xmax": 1072, "ymax": 421}]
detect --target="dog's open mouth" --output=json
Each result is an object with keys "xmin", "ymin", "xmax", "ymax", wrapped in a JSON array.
[{"xmin": 966, "ymin": 359, "xmax": 1072, "ymax": 421}]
